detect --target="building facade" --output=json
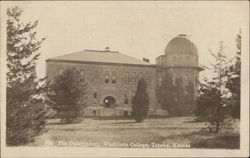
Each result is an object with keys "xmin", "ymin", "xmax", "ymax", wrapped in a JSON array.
[{"xmin": 46, "ymin": 35, "xmax": 203, "ymax": 117}]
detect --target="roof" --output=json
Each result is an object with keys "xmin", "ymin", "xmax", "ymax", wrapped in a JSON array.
[
  {"xmin": 47, "ymin": 49, "xmax": 154, "ymax": 66},
  {"xmin": 165, "ymin": 34, "xmax": 198, "ymax": 56}
]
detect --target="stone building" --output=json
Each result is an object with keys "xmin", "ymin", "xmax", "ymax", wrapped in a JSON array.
[{"xmin": 46, "ymin": 34, "xmax": 203, "ymax": 117}]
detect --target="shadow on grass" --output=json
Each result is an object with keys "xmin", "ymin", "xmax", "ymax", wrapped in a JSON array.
[
  {"xmin": 92, "ymin": 116, "xmax": 134, "ymax": 120},
  {"xmin": 182, "ymin": 120, "xmax": 206, "ymax": 123},
  {"xmin": 112, "ymin": 121, "xmax": 138, "ymax": 124},
  {"xmin": 191, "ymin": 135, "xmax": 240, "ymax": 149},
  {"xmin": 46, "ymin": 120, "xmax": 83, "ymax": 126},
  {"xmin": 165, "ymin": 131, "xmax": 240, "ymax": 149}
]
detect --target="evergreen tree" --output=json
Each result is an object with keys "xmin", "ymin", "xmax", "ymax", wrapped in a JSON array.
[
  {"xmin": 159, "ymin": 73, "xmax": 175, "ymax": 115},
  {"xmin": 185, "ymin": 81, "xmax": 195, "ymax": 115},
  {"xmin": 132, "ymin": 78, "xmax": 149, "ymax": 122},
  {"xmin": 49, "ymin": 67, "xmax": 88, "ymax": 123},
  {"xmin": 226, "ymin": 31, "xmax": 241, "ymax": 119},
  {"xmin": 195, "ymin": 41, "xmax": 229, "ymax": 133},
  {"xmin": 6, "ymin": 6, "xmax": 47, "ymax": 145},
  {"xmin": 174, "ymin": 77, "xmax": 185, "ymax": 116}
]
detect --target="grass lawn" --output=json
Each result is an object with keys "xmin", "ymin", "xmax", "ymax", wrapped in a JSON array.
[{"xmin": 29, "ymin": 117, "xmax": 240, "ymax": 149}]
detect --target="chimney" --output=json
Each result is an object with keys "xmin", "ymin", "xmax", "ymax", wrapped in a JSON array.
[
  {"xmin": 179, "ymin": 34, "xmax": 187, "ymax": 37},
  {"xmin": 105, "ymin": 47, "xmax": 110, "ymax": 52},
  {"xmin": 143, "ymin": 58, "xmax": 150, "ymax": 63}
]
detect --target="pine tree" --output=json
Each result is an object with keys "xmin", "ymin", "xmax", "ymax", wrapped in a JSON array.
[
  {"xmin": 49, "ymin": 67, "xmax": 88, "ymax": 123},
  {"xmin": 174, "ymin": 77, "xmax": 185, "ymax": 116},
  {"xmin": 6, "ymin": 6, "xmax": 47, "ymax": 145},
  {"xmin": 196, "ymin": 41, "xmax": 229, "ymax": 133},
  {"xmin": 226, "ymin": 31, "xmax": 241, "ymax": 119},
  {"xmin": 159, "ymin": 73, "xmax": 175, "ymax": 115},
  {"xmin": 186, "ymin": 81, "xmax": 195, "ymax": 115},
  {"xmin": 132, "ymin": 78, "xmax": 149, "ymax": 122}
]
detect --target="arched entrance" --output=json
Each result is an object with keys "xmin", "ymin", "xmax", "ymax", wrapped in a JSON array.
[{"xmin": 103, "ymin": 96, "xmax": 116, "ymax": 108}]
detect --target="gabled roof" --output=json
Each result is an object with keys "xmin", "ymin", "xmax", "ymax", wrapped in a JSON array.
[{"xmin": 47, "ymin": 49, "xmax": 153, "ymax": 66}]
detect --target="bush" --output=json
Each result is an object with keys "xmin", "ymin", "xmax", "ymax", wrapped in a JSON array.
[{"xmin": 132, "ymin": 78, "xmax": 149, "ymax": 122}]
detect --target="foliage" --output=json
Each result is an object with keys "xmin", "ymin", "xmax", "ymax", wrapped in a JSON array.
[
  {"xmin": 159, "ymin": 73, "xmax": 195, "ymax": 116},
  {"xmin": 225, "ymin": 31, "xmax": 241, "ymax": 119},
  {"xmin": 159, "ymin": 73, "xmax": 175, "ymax": 115},
  {"xmin": 6, "ymin": 6, "xmax": 47, "ymax": 145},
  {"xmin": 195, "ymin": 41, "xmax": 229, "ymax": 133},
  {"xmin": 132, "ymin": 78, "xmax": 149, "ymax": 122},
  {"xmin": 48, "ymin": 67, "xmax": 88, "ymax": 123},
  {"xmin": 186, "ymin": 81, "xmax": 195, "ymax": 114}
]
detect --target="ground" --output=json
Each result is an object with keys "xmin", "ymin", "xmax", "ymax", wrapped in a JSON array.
[{"xmin": 29, "ymin": 117, "xmax": 240, "ymax": 149}]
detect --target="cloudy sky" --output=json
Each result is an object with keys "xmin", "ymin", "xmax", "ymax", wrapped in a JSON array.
[{"xmin": 2, "ymin": 1, "xmax": 249, "ymax": 79}]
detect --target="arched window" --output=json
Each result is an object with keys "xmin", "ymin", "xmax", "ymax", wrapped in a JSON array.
[
  {"xmin": 112, "ymin": 71, "xmax": 116, "ymax": 84},
  {"xmin": 105, "ymin": 71, "xmax": 109, "ymax": 83}
]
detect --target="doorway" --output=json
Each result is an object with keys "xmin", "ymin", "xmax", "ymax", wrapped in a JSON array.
[{"xmin": 103, "ymin": 96, "xmax": 116, "ymax": 108}]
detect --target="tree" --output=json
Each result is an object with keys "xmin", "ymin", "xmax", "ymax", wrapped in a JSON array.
[
  {"xmin": 185, "ymin": 81, "xmax": 195, "ymax": 115},
  {"xmin": 132, "ymin": 78, "xmax": 149, "ymax": 122},
  {"xmin": 159, "ymin": 73, "xmax": 175, "ymax": 115},
  {"xmin": 226, "ymin": 31, "xmax": 241, "ymax": 119},
  {"xmin": 195, "ymin": 41, "xmax": 229, "ymax": 133},
  {"xmin": 49, "ymin": 67, "xmax": 88, "ymax": 123},
  {"xmin": 174, "ymin": 77, "xmax": 186, "ymax": 116},
  {"xmin": 6, "ymin": 6, "xmax": 47, "ymax": 145}
]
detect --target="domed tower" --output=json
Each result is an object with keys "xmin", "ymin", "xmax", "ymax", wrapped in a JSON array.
[{"xmin": 156, "ymin": 34, "xmax": 203, "ymax": 116}]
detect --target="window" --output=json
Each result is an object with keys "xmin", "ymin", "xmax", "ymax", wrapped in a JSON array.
[
  {"xmin": 93, "ymin": 91, "xmax": 97, "ymax": 98},
  {"xmin": 58, "ymin": 68, "xmax": 63, "ymax": 76},
  {"xmin": 124, "ymin": 91, "xmax": 129, "ymax": 104},
  {"xmin": 186, "ymin": 56, "xmax": 190, "ymax": 64},
  {"xmin": 93, "ymin": 110, "xmax": 96, "ymax": 116},
  {"xmin": 196, "ymin": 76, "xmax": 199, "ymax": 86},
  {"xmin": 184, "ymin": 75, "xmax": 188, "ymax": 87},
  {"xmin": 124, "ymin": 111, "xmax": 128, "ymax": 117},
  {"xmin": 132, "ymin": 72, "xmax": 136, "ymax": 84},
  {"xmin": 112, "ymin": 71, "xmax": 116, "ymax": 84},
  {"xmin": 172, "ymin": 74, "xmax": 176, "ymax": 86},
  {"xmin": 158, "ymin": 77, "xmax": 162, "ymax": 86},
  {"xmin": 105, "ymin": 71, "xmax": 109, "ymax": 83},
  {"xmin": 80, "ymin": 69, "xmax": 85, "ymax": 81},
  {"xmin": 94, "ymin": 71, "xmax": 98, "ymax": 80},
  {"xmin": 138, "ymin": 72, "xmax": 143, "ymax": 79},
  {"xmin": 125, "ymin": 72, "xmax": 129, "ymax": 84},
  {"xmin": 144, "ymin": 73, "xmax": 150, "ymax": 82},
  {"xmin": 131, "ymin": 91, "xmax": 136, "ymax": 98}
]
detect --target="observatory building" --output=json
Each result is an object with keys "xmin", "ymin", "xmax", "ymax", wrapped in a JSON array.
[{"xmin": 46, "ymin": 34, "xmax": 203, "ymax": 117}]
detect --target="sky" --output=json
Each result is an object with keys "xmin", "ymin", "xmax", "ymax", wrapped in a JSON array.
[{"xmin": 2, "ymin": 1, "xmax": 249, "ymax": 79}]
